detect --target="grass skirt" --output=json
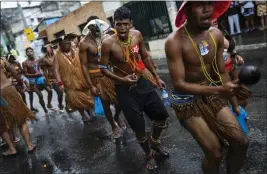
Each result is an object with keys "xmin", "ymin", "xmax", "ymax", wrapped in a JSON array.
[
  {"xmin": 172, "ymin": 95, "xmax": 240, "ymax": 140},
  {"xmin": 65, "ymin": 88, "xmax": 94, "ymax": 110},
  {"xmin": 0, "ymin": 86, "xmax": 35, "ymax": 129},
  {"xmin": 90, "ymin": 71, "xmax": 118, "ymax": 104}
]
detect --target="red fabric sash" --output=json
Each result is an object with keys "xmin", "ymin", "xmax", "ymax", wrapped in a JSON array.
[{"xmin": 225, "ymin": 59, "xmax": 233, "ymax": 72}]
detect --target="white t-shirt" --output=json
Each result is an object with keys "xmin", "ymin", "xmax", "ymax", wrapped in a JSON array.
[{"xmin": 240, "ymin": 1, "xmax": 255, "ymax": 8}]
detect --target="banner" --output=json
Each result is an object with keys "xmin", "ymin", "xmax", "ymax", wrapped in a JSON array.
[{"xmin": 24, "ymin": 28, "xmax": 35, "ymax": 41}]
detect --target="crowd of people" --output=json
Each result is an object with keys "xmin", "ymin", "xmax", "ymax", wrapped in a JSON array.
[
  {"xmin": 225, "ymin": 1, "xmax": 267, "ymax": 35},
  {"xmin": 1, "ymin": 1, "xmax": 255, "ymax": 173}
]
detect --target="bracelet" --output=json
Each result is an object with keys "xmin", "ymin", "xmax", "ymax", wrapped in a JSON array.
[{"xmin": 58, "ymin": 81, "xmax": 63, "ymax": 86}]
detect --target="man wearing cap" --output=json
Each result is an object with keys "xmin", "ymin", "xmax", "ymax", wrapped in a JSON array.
[
  {"xmin": 22, "ymin": 47, "xmax": 50, "ymax": 116},
  {"xmin": 80, "ymin": 16, "xmax": 124, "ymax": 138},
  {"xmin": 53, "ymin": 34, "xmax": 94, "ymax": 123},
  {"xmin": 39, "ymin": 44, "xmax": 64, "ymax": 113},
  {"xmin": 165, "ymin": 1, "xmax": 249, "ymax": 173},
  {"xmin": 100, "ymin": 7, "xmax": 169, "ymax": 170}
]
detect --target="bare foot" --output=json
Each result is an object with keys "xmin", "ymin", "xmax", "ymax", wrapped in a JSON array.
[
  {"xmin": 45, "ymin": 112, "xmax": 49, "ymax": 117},
  {"xmin": 112, "ymin": 125, "xmax": 122, "ymax": 139},
  {"xmin": 2, "ymin": 148, "xmax": 17, "ymax": 157},
  {"xmin": 150, "ymin": 137, "xmax": 169, "ymax": 157},
  {"xmin": 59, "ymin": 105, "xmax": 65, "ymax": 113},
  {"xmin": 28, "ymin": 144, "xmax": 36, "ymax": 153},
  {"xmin": 47, "ymin": 104, "xmax": 56, "ymax": 111},
  {"xmin": 31, "ymin": 108, "xmax": 39, "ymax": 113},
  {"xmin": 116, "ymin": 117, "xmax": 127, "ymax": 130},
  {"xmin": 146, "ymin": 155, "xmax": 157, "ymax": 170}
]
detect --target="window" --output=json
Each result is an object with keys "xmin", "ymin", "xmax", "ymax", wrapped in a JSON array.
[
  {"xmin": 54, "ymin": 30, "xmax": 65, "ymax": 39},
  {"xmin": 37, "ymin": 18, "xmax": 43, "ymax": 23},
  {"xmin": 42, "ymin": 2, "xmax": 59, "ymax": 12},
  {"xmin": 79, "ymin": 22, "xmax": 87, "ymax": 33},
  {"xmin": 124, "ymin": 1, "xmax": 172, "ymax": 42},
  {"xmin": 107, "ymin": 17, "xmax": 114, "ymax": 28},
  {"xmin": 176, "ymin": 1, "xmax": 183, "ymax": 10}
]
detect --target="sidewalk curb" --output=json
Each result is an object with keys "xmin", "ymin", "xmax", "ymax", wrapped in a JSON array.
[{"xmin": 236, "ymin": 43, "xmax": 266, "ymax": 51}]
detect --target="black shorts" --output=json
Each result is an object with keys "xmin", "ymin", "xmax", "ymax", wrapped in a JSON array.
[{"xmin": 115, "ymin": 76, "xmax": 169, "ymax": 133}]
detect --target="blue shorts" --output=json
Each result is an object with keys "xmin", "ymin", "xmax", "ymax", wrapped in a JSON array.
[
  {"xmin": 242, "ymin": 8, "xmax": 255, "ymax": 17},
  {"xmin": 28, "ymin": 76, "xmax": 45, "ymax": 85}
]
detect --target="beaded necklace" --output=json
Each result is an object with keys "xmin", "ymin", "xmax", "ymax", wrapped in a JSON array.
[
  {"xmin": 117, "ymin": 34, "xmax": 139, "ymax": 72},
  {"xmin": 184, "ymin": 26, "xmax": 223, "ymax": 85}
]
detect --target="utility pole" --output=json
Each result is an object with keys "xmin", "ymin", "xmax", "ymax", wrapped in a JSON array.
[{"xmin": 17, "ymin": 2, "xmax": 28, "ymax": 28}]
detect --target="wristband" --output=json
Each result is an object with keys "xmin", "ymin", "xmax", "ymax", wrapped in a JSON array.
[
  {"xmin": 99, "ymin": 65, "xmax": 108, "ymax": 69},
  {"xmin": 58, "ymin": 81, "xmax": 63, "ymax": 86}
]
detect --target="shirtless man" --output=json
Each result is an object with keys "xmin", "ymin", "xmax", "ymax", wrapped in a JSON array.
[
  {"xmin": 22, "ymin": 47, "xmax": 49, "ymax": 116},
  {"xmin": 6, "ymin": 54, "xmax": 27, "ymax": 104},
  {"xmin": 100, "ymin": 7, "xmax": 169, "ymax": 170},
  {"xmin": 0, "ymin": 59, "xmax": 36, "ymax": 156},
  {"xmin": 40, "ymin": 44, "xmax": 64, "ymax": 112},
  {"xmin": 165, "ymin": 2, "xmax": 249, "ymax": 173},
  {"xmin": 80, "ymin": 16, "xmax": 124, "ymax": 138}
]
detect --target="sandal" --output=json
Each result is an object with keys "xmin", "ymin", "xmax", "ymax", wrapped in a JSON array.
[
  {"xmin": 47, "ymin": 105, "xmax": 57, "ymax": 112},
  {"xmin": 150, "ymin": 136, "xmax": 169, "ymax": 157},
  {"xmin": 31, "ymin": 108, "xmax": 39, "ymax": 113},
  {"xmin": 145, "ymin": 150, "xmax": 157, "ymax": 170},
  {"xmin": 28, "ymin": 145, "xmax": 36, "ymax": 153},
  {"xmin": 13, "ymin": 137, "xmax": 20, "ymax": 143},
  {"xmin": 59, "ymin": 109, "xmax": 65, "ymax": 114},
  {"xmin": 2, "ymin": 150, "xmax": 17, "ymax": 157}
]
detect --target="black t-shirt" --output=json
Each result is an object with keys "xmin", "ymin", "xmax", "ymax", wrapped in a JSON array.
[{"xmin": 227, "ymin": 2, "xmax": 239, "ymax": 16}]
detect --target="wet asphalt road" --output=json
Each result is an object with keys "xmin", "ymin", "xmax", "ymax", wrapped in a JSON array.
[{"xmin": 0, "ymin": 48, "xmax": 266, "ymax": 174}]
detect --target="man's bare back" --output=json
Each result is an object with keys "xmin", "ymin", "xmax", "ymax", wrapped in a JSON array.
[{"xmin": 166, "ymin": 27, "xmax": 223, "ymax": 84}]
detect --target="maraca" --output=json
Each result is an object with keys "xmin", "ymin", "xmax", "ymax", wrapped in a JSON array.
[{"xmin": 238, "ymin": 65, "xmax": 261, "ymax": 85}]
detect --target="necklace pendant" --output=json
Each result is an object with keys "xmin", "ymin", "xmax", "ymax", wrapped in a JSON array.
[{"xmin": 199, "ymin": 41, "xmax": 210, "ymax": 56}]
